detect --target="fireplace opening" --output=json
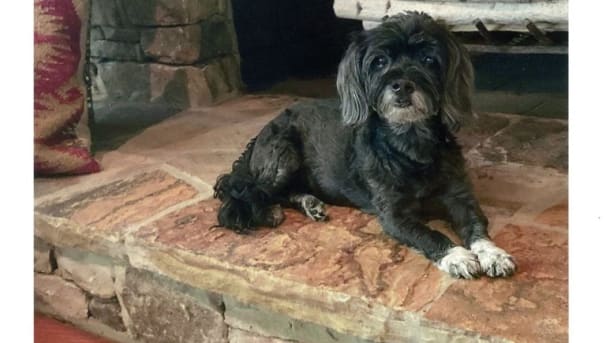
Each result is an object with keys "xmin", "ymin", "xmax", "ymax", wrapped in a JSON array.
[{"xmin": 231, "ymin": 0, "xmax": 362, "ymax": 91}]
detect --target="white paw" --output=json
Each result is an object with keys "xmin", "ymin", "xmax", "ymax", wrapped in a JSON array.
[
  {"xmin": 471, "ymin": 239, "xmax": 516, "ymax": 277},
  {"xmin": 436, "ymin": 247, "xmax": 481, "ymax": 279},
  {"xmin": 295, "ymin": 194, "xmax": 328, "ymax": 221}
]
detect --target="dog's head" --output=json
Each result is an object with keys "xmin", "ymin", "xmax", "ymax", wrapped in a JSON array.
[{"xmin": 337, "ymin": 12, "xmax": 473, "ymax": 131}]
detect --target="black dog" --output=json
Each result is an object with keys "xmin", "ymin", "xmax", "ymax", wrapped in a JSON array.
[{"xmin": 214, "ymin": 13, "xmax": 515, "ymax": 279}]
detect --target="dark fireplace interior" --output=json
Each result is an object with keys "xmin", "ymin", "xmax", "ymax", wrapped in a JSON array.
[{"xmin": 231, "ymin": 0, "xmax": 362, "ymax": 91}]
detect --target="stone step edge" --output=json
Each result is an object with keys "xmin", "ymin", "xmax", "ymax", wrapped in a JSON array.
[{"xmin": 34, "ymin": 213, "xmax": 510, "ymax": 343}]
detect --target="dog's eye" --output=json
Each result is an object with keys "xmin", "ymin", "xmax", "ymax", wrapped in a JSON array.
[
  {"xmin": 422, "ymin": 56, "xmax": 435, "ymax": 65},
  {"xmin": 372, "ymin": 56, "xmax": 388, "ymax": 69}
]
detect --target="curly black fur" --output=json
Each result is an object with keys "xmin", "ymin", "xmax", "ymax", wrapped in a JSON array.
[{"xmin": 213, "ymin": 13, "xmax": 516, "ymax": 278}]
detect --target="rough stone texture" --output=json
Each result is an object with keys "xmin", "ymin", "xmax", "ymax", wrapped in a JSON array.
[
  {"xmin": 476, "ymin": 117, "xmax": 568, "ymax": 171},
  {"xmin": 94, "ymin": 62, "xmax": 151, "ymax": 103},
  {"xmin": 90, "ymin": 0, "xmax": 242, "ymax": 110},
  {"xmin": 37, "ymin": 170, "xmax": 199, "ymax": 234},
  {"xmin": 228, "ymin": 328, "xmax": 298, "ymax": 343},
  {"xmin": 100, "ymin": 27, "xmax": 141, "ymax": 43},
  {"xmin": 89, "ymin": 296, "xmax": 127, "ymax": 332},
  {"xmin": 34, "ymin": 238, "xmax": 54, "ymax": 273},
  {"xmin": 55, "ymin": 248, "xmax": 116, "ymax": 299},
  {"xmin": 123, "ymin": 0, "xmax": 220, "ymax": 26},
  {"xmin": 149, "ymin": 64, "xmax": 213, "ymax": 107},
  {"xmin": 225, "ymin": 296, "xmax": 372, "ymax": 343},
  {"xmin": 93, "ymin": 60, "xmax": 241, "ymax": 108},
  {"xmin": 91, "ymin": 0, "xmax": 128, "ymax": 27},
  {"xmin": 200, "ymin": 18, "xmax": 237, "ymax": 60},
  {"xmin": 35, "ymin": 274, "xmax": 89, "ymax": 320},
  {"xmin": 457, "ymin": 112, "xmax": 511, "ymax": 152},
  {"xmin": 90, "ymin": 27, "xmax": 104, "ymax": 41},
  {"xmin": 91, "ymin": 40, "xmax": 144, "ymax": 61},
  {"xmin": 216, "ymin": 55, "xmax": 243, "ymax": 95},
  {"xmin": 34, "ymin": 168, "xmax": 208, "ymax": 261},
  {"xmin": 120, "ymin": 268, "xmax": 228, "ymax": 343},
  {"xmin": 141, "ymin": 25, "xmax": 202, "ymax": 64},
  {"xmin": 203, "ymin": 56, "xmax": 242, "ymax": 102},
  {"xmin": 426, "ymin": 225, "xmax": 568, "ymax": 343}
]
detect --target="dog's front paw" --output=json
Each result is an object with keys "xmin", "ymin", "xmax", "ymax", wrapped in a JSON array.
[
  {"xmin": 436, "ymin": 247, "xmax": 481, "ymax": 279},
  {"xmin": 471, "ymin": 239, "xmax": 516, "ymax": 277}
]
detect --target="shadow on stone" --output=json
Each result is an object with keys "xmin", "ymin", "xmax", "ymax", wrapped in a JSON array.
[{"xmin": 91, "ymin": 102, "xmax": 182, "ymax": 152}]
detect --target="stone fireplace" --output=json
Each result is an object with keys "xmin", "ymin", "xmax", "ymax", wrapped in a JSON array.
[
  {"xmin": 89, "ymin": 0, "xmax": 242, "ymax": 110},
  {"xmin": 88, "ymin": 0, "xmax": 361, "ymax": 111}
]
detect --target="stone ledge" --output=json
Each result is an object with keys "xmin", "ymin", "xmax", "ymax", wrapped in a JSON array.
[{"xmin": 34, "ymin": 108, "xmax": 568, "ymax": 343}]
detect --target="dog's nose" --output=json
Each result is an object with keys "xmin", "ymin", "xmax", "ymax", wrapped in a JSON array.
[{"xmin": 391, "ymin": 80, "xmax": 415, "ymax": 94}]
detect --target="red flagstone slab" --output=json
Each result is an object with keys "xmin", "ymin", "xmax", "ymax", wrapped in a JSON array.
[
  {"xmin": 135, "ymin": 199, "xmax": 448, "ymax": 312},
  {"xmin": 495, "ymin": 224, "xmax": 568, "ymax": 281},
  {"xmin": 535, "ymin": 200, "xmax": 568, "ymax": 229},
  {"xmin": 425, "ymin": 224, "xmax": 568, "ymax": 343},
  {"xmin": 37, "ymin": 170, "xmax": 200, "ymax": 233}
]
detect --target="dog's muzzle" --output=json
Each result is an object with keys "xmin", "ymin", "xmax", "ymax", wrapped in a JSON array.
[{"xmin": 378, "ymin": 78, "xmax": 435, "ymax": 124}]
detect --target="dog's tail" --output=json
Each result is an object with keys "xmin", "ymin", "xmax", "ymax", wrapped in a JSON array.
[{"xmin": 213, "ymin": 138, "xmax": 279, "ymax": 232}]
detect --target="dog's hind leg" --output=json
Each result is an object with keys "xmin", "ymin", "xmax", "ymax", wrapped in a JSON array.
[
  {"xmin": 214, "ymin": 112, "xmax": 302, "ymax": 231},
  {"xmin": 288, "ymin": 194, "xmax": 328, "ymax": 221}
]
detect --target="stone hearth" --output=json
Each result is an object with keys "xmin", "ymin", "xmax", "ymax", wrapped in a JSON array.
[{"xmin": 34, "ymin": 94, "xmax": 568, "ymax": 343}]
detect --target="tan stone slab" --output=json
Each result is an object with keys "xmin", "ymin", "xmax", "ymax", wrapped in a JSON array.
[
  {"xmin": 35, "ymin": 274, "xmax": 88, "ymax": 320},
  {"xmin": 89, "ymin": 297, "xmax": 126, "ymax": 332},
  {"xmin": 120, "ymin": 268, "xmax": 228, "ymax": 343},
  {"xmin": 114, "ymin": 95, "xmax": 298, "ymax": 157},
  {"xmin": 224, "ymin": 295, "xmax": 371, "ymax": 343},
  {"xmin": 35, "ymin": 151, "xmax": 159, "ymax": 199},
  {"xmin": 34, "ymin": 238, "xmax": 54, "ymax": 274},
  {"xmin": 141, "ymin": 25, "xmax": 202, "ymax": 64},
  {"xmin": 467, "ymin": 164, "xmax": 568, "ymax": 226},
  {"xmin": 425, "ymin": 225, "xmax": 568, "ymax": 343},
  {"xmin": 228, "ymin": 328, "xmax": 297, "ymax": 343},
  {"xmin": 55, "ymin": 248, "xmax": 116, "ymax": 299}
]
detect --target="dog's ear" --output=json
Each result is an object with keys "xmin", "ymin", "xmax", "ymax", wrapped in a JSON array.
[
  {"xmin": 441, "ymin": 31, "xmax": 474, "ymax": 132},
  {"xmin": 337, "ymin": 33, "xmax": 369, "ymax": 125}
]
